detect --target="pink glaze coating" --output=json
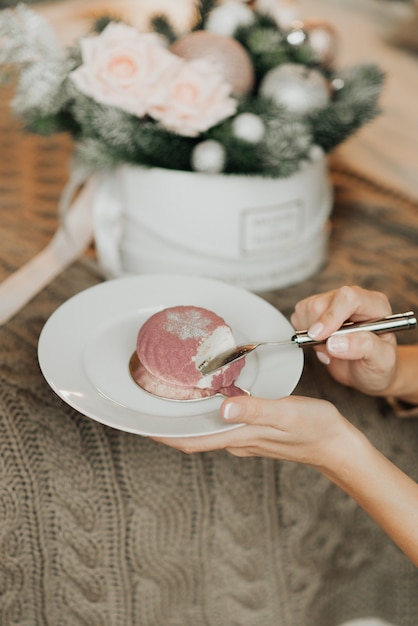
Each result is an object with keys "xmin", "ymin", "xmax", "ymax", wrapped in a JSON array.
[{"xmin": 136, "ymin": 305, "xmax": 245, "ymax": 398}]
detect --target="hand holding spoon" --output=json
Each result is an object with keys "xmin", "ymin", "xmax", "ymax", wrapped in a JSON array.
[{"xmin": 198, "ymin": 311, "xmax": 417, "ymax": 375}]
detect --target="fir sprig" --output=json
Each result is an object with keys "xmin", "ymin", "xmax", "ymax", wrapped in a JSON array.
[
  {"xmin": 92, "ymin": 14, "xmax": 124, "ymax": 34},
  {"xmin": 308, "ymin": 64, "xmax": 385, "ymax": 151},
  {"xmin": 234, "ymin": 12, "xmax": 318, "ymax": 87},
  {"xmin": 148, "ymin": 14, "xmax": 178, "ymax": 43}
]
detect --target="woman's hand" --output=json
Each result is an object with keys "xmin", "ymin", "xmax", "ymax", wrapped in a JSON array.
[
  {"xmin": 154, "ymin": 395, "xmax": 418, "ymax": 567},
  {"xmin": 154, "ymin": 394, "xmax": 360, "ymax": 474},
  {"xmin": 291, "ymin": 285, "xmax": 398, "ymax": 396}
]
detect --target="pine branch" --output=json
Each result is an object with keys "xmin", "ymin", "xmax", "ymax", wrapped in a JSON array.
[
  {"xmin": 92, "ymin": 14, "xmax": 124, "ymax": 33},
  {"xmin": 234, "ymin": 13, "xmax": 317, "ymax": 84},
  {"xmin": 132, "ymin": 122, "xmax": 196, "ymax": 171},
  {"xmin": 149, "ymin": 14, "xmax": 178, "ymax": 43},
  {"xmin": 206, "ymin": 105, "xmax": 312, "ymax": 178},
  {"xmin": 309, "ymin": 64, "xmax": 385, "ymax": 151},
  {"xmin": 74, "ymin": 138, "xmax": 122, "ymax": 169},
  {"xmin": 0, "ymin": 4, "xmax": 61, "ymax": 67},
  {"xmin": 23, "ymin": 110, "xmax": 78, "ymax": 136}
]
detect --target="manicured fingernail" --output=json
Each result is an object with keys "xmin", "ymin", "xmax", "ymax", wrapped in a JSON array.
[
  {"xmin": 328, "ymin": 335, "xmax": 349, "ymax": 353},
  {"xmin": 222, "ymin": 402, "xmax": 242, "ymax": 421},
  {"xmin": 316, "ymin": 350, "xmax": 331, "ymax": 365},
  {"xmin": 308, "ymin": 322, "xmax": 324, "ymax": 339}
]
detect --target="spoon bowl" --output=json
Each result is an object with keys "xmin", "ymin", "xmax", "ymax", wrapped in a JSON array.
[{"xmin": 129, "ymin": 352, "xmax": 250, "ymax": 402}]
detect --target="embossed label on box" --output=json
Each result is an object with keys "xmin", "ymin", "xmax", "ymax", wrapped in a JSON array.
[{"xmin": 241, "ymin": 200, "xmax": 303, "ymax": 255}]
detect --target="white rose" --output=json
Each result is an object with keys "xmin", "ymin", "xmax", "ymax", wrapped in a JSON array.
[
  {"xmin": 70, "ymin": 22, "xmax": 176, "ymax": 117},
  {"xmin": 148, "ymin": 58, "xmax": 237, "ymax": 137}
]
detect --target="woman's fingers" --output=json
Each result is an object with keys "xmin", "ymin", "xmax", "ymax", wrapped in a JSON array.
[
  {"xmin": 316, "ymin": 331, "xmax": 397, "ymax": 393},
  {"xmin": 154, "ymin": 395, "xmax": 351, "ymax": 470},
  {"xmin": 222, "ymin": 395, "xmax": 291, "ymax": 427},
  {"xmin": 291, "ymin": 285, "xmax": 392, "ymax": 340},
  {"xmin": 314, "ymin": 327, "xmax": 396, "ymax": 368},
  {"xmin": 152, "ymin": 431, "xmax": 237, "ymax": 454},
  {"xmin": 291, "ymin": 286, "xmax": 397, "ymax": 394},
  {"xmin": 326, "ymin": 328, "xmax": 396, "ymax": 360}
]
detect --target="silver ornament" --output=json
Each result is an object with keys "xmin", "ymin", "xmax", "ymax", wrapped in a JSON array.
[
  {"xmin": 232, "ymin": 113, "xmax": 265, "ymax": 143},
  {"xmin": 191, "ymin": 140, "xmax": 226, "ymax": 174},
  {"xmin": 260, "ymin": 63, "xmax": 330, "ymax": 115}
]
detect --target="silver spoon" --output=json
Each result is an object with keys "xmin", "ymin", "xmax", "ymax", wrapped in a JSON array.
[{"xmin": 198, "ymin": 311, "xmax": 417, "ymax": 375}]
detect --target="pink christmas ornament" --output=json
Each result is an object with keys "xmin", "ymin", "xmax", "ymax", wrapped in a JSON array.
[{"xmin": 171, "ymin": 31, "xmax": 255, "ymax": 96}]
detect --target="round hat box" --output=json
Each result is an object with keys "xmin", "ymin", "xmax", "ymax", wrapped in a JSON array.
[{"xmin": 91, "ymin": 145, "xmax": 333, "ymax": 292}]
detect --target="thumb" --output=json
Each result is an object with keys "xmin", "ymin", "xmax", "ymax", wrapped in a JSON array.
[
  {"xmin": 327, "ymin": 330, "xmax": 395, "ymax": 362},
  {"xmin": 221, "ymin": 395, "xmax": 294, "ymax": 426},
  {"xmin": 221, "ymin": 396, "xmax": 257, "ymax": 423}
]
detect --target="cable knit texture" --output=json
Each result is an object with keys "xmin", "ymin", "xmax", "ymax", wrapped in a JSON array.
[{"xmin": 1, "ymin": 85, "xmax": 418, "ymax": 626}]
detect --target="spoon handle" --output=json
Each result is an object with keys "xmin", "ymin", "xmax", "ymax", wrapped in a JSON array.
[{"xmin": 293, "ymin": 311, "xmax": 417, "ymax": 345}]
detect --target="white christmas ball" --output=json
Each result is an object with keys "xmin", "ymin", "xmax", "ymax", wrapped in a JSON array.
[
  {"xmin": 205, "ymin": 3, "xmax": 255, "ymax": 37},
  {"xmin": 191, "ymin": 140, "xmax": 226, "ymax": 174},
  {"xmin": 331, "ymin": 77, "xmax": 345, "ymax": 92},
  {"xmin": 286, "ymin": 21, "xmax": 308, "ymax": 46},
  {"xmin": 260, "ymin": 63, "xmax": 330, "ymax": 115},
  {"xmin": 255, "ymin": 0, "xmax": 302, "ymax": 29},
  {"xmin": 232, "ymin": 113, "xmax": 265, "ymax": 143}
]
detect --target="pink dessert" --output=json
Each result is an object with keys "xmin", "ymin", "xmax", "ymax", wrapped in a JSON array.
[{"xmin": 132, "ymin": 305, "xmax": 246, "ymax": 400}]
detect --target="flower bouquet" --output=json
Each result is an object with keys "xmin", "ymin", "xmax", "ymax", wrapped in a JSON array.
[{"xmin": 0, "ymin": 0, "xmax": 384, "ymax": 291}]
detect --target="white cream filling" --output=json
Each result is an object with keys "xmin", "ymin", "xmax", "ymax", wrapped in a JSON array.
[{"xmin": 193, "ymin": 326, "xmax": 236, "ymax": 389}]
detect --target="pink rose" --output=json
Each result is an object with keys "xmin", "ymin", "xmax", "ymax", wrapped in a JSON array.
[
  {"xmin": 70, "ymin": 22, "xmax": 176, "ymax": 117},
  {"xmin": 148, "ymin": 58, "xmax": 237, "ymax": 137}
]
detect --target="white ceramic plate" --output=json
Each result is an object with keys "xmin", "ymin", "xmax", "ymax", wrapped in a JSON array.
[{"xmin": 38, "ymin": 275, "xmax": 304, "ymax": 437}]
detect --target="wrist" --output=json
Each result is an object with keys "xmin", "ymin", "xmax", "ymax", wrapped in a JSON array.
[
  {"xmin": 383, "ymin": 345, "xmax": 418, "ymax": 407},
  {"xmin": 317, "ymin": 421, "xmax": 373, "ymax": 488}
]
